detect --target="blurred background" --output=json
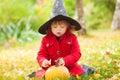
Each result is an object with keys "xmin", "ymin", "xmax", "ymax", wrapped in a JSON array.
[
  {"xmin": 0, "ymin": 0, "xmax": 120, "ymax": 80},
  {"xmin": 0, "ymin": 0, "xmax": 116, "ymax": 46}
]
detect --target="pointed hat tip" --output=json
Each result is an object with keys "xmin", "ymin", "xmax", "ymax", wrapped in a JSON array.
[{"xmin": 50, "ymin": 0, "xmax": 67, "ymax": 18}]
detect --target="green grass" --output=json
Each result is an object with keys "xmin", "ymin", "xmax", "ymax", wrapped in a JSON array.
[{"xmin": 0, "ymin": 29, "xmax": 120, "ymax": 80}]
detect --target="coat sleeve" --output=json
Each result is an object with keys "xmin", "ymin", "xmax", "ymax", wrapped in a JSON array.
[
  {"xmin": 36, "ymin": 37, "xmax": 49, "ymax": 67},
  {"xmin": 63, "ymin": 36, "xmax": 81, "ymax": 67}
]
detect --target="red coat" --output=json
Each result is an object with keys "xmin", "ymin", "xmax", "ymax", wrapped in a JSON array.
[{"xmin": 37, "ymin": 31, "xmax": 84, "ymax": 76}]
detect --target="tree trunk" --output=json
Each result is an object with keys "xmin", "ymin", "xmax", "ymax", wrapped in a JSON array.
[
  {"xmin": 75, "ymin": 0, "xmax": 86, "ymax": 35},
  {"xmin": 111, "ymin": 0, "xmax": 120, "ymax": 30}
]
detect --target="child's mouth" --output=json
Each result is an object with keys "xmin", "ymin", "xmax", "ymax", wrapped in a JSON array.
[
  {"xmin": 57, "ymin": 32, "xmax": 61, "ymax": 34},
  {"xmin": 56, "ymin": 32, "xmax": 61, "ymax": 36}
]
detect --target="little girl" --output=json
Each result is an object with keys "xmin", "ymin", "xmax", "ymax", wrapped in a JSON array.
[{"xmin": 37, "ymin": 20, "xmax": 84, "ymax": 76}]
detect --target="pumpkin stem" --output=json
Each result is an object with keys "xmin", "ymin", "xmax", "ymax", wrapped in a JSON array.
[{"xmin": 55, "ymin": 58, "xmax": 61, "ymax": 67}]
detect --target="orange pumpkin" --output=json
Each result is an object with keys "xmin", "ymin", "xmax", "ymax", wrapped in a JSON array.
[{"xmin": 45, "ymin": 58, "xmax": 70, "ymax": 80}]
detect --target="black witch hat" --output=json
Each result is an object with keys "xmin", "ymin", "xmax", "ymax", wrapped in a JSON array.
[{"xmin": 38, "ymin": 0, "xmax": 81, "ymax": 34}]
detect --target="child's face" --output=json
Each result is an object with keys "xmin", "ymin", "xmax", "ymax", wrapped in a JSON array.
[{"xmin": 51, "ymin": 20, "xmax": 69, "ymax": 37}]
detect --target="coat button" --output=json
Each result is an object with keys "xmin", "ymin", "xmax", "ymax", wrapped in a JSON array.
[{"xmin": 56, "ymin": 50, "xmax": 60, "ymax": 54}]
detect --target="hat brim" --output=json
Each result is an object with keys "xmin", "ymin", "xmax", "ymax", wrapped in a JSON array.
[{"xmin": 38, "ymin": 15, "xmax": 81, "ymax": 34}]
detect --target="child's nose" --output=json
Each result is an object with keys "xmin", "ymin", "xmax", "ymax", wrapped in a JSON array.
[{"xmin": 56, "ymin": 27, "xmax": 61, "ymax": 30}]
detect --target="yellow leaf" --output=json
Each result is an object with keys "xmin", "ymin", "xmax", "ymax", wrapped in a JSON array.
[
  {"xmin": 105, "ymin": 72, "xmax": 108, "ymax": 76},
  {"xmin": 76, "ymin": 75, "xmax": 81, "ymax": 80},
  {"xmin": 94, "ymin": 73, "xmax": 101, "ymax": 79}
]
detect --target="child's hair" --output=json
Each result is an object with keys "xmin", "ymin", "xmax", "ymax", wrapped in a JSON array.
[
  {"xmin": 46, "ymin": 20, "xmax": 75, "ymax": 34},
  {"xmin": 51, "ymin": 20, "xmax": 70, "ymax": 27}
]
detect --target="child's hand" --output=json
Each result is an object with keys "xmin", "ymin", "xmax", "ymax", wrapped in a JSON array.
[
  {"xmin": 42, "ymin": 59, "xmax": 51, "ymax": 68},
  {"xmin": 57, "ymin": 58, "xmax": 65, "ymax": 66}
]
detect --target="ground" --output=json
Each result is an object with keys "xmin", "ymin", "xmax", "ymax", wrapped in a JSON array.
[{"xmin": 0, "ymin": 29, "xmax": 120, "ymax": 80}]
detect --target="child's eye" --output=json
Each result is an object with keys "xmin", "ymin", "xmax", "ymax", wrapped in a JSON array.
[
  {"xmin": 61, "ymin": 26, "xmax": 65, "ymax": 28},
  {"xmin": 53, "ymin": 26, "xmax": 57, "ymax": 28}
]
